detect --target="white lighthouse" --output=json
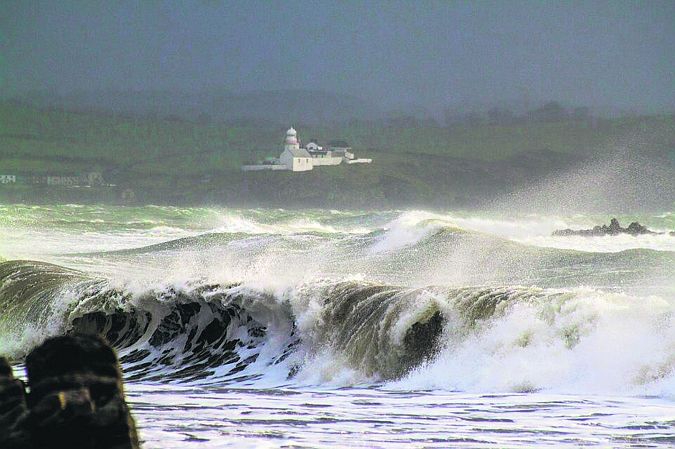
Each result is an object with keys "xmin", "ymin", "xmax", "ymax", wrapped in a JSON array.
[
  {"xmin": 284, "ymin": 127, "xmax": 300, "ymax": 151},
  {"xmin": 241, "ymin": 126, "xmax": 371, "ymax": 172},
  {"xmin": 280, "ymin": 127, "xmax": 313, "ymax": 171}
]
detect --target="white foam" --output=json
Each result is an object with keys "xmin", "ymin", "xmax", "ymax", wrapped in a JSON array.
[
  {"xmin": 369, "ymin": 210, "xmax": 456, "ymax": 253},
  {"xmin": 393, "ymin": 288, "xmax": 675, "ymax": 397}
]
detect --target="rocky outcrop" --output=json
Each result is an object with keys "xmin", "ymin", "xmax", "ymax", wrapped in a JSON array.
[
  {"xmin": 553, "ymin": 218, "xmax": 658, "ymax": 237},
  {"xmin": 0, "ymin": 358, "xmax": 29, "ymax": 448},
  {"xmin": 0, "ymin": 334, "xmax": 139, "ymax": 449}
]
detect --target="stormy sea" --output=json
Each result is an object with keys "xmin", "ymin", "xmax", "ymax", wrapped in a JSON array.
[{"xmin": 1, "ymin": 204, "xmax": 674, "ymax": 448}]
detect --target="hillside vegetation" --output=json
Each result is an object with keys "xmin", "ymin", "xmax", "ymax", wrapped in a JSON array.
[{"xmin": 1, "ymin": 101, "xmax": 673, "ymax": 208}]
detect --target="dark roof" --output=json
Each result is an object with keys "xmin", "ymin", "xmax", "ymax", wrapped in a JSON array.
[{"xmin": 328, "ymin": 140, "xmax": 350, "ymax": 147}]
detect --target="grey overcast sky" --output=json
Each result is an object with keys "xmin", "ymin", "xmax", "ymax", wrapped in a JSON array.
[{"xmin": 1, "ymin": 0, "xmax": 674, "ymax": 113}]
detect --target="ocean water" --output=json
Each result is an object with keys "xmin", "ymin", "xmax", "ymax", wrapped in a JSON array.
[{"xmin": 1, "ymin": 205, "xmax": 674, "ymax": 448}]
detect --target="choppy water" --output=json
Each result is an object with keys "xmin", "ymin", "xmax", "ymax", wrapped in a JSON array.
[{"xmin": 1, "ymin": 205, "xmax": 674, "ymax": 448}]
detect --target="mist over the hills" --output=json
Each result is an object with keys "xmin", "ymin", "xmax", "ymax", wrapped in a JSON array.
[
  {"xmin": 2, "ymin": 0, "xmax": 674, "ymax": 119},
  {"xmin": 15, "ymin": 89, "xmax": 384, "ymax": 125}
]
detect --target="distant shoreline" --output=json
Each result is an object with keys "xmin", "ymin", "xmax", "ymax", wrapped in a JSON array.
[{"xmin": 1, "ymin": 102, "xmax": 673, "ymax": 212}]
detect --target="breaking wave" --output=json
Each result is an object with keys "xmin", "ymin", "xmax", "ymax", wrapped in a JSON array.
[{"xmin": 1, "ymin": 260, "xmax": 673, "ymax": 396}]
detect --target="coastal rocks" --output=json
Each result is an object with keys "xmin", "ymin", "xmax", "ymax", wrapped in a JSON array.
[
  {"xmin": 0, "ymin": 334, "xmax": 139, "ymax": 449},
  {"xmin": 0, "ymin": 358, "xmax": 29, "ymax": 448},
  {"xmin": 553, "ymin": 218, "xmax": 658, "ymax": 237}
]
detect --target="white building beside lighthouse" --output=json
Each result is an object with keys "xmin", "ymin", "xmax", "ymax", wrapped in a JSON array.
[
  {"xmin": 279, "ymin": 127, "xmax": 313, "ymax": 171},
  {"xmin": 241, "ymin": 127, "xmax": 371, "ymax": 172}
]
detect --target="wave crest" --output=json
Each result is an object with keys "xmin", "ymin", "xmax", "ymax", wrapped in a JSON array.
[{"xmin": 1, "ymin": 260, "xmax": 674, "ymax": 395}]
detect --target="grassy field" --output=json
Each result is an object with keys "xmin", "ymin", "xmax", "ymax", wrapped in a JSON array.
[{"xmin": 1, "ymin": 101, "xmax": 673, "ymax": 207}]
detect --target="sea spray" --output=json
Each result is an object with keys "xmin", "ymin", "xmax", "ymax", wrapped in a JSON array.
[{"xmin": 395, "ymin": 287, "xmax": 675, "ymax": 396}]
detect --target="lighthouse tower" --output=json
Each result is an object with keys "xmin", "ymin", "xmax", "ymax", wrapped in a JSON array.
[
  {"xmin": 279, "ymin": 126, "xmax": 313, "ymax": 171},
  {"xmin": 284, "ymin": 127, "xmax": 300, "ymax": 152}
]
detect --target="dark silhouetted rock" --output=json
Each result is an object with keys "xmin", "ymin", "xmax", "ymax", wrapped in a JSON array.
[
  {"xmin": 0, "ymin": 357, "xmax": 30, "ymax": 449},
  {"xmin": 626, "ymin": 221, "xmax": 650, "ymax": 235},
  {"xmin": 607, "ymin": 218, "xmax": 622, "ymax": 234},
  {"xmin": 0, "ymin": 334, "xmax": 140, "ymax": 449},
  {"xmin": 553, "ymin": 218, "xmax": 660, "ymax": 237}
]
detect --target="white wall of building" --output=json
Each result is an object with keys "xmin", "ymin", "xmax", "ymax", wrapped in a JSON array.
[
  {"xmin": 242, "ymin": 127, "xmax": 371, "ymax": 172},
  {"xmin": 311, "ymin": 157, "xmax": 342, "ymax": 166},
  {"xmin": 280, "ymin": 149, "xmax": 313, "ymax": 171},
  {"xmin": 346, "ymin": 158, "xmax": 372, "ymax": 164},
  {"xmin": 241, "ymin": 164, "xmax": 288, "ymax": 171}
]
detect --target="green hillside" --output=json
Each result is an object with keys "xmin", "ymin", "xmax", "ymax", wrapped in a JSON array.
[{"xmin": 1, "ymin": 102, "xmax": 673, "ymax": 208}]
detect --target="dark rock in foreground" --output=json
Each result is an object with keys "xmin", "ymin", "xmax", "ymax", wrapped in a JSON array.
[
  {"xmin": 0, "ymin": 334, "xmax": 139, "ymax": 449},
  {"xmin": 0, "ymin": 358, "xmax": 29, "ymax": 448},
  {"xmin": 553, "ymin": 218, "xmax": 660, "ymax": 237}
]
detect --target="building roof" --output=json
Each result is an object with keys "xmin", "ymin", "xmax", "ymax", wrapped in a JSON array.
[{"xmin": 284, "ymin": 147, "xmax": 311, "ymax": 158}]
